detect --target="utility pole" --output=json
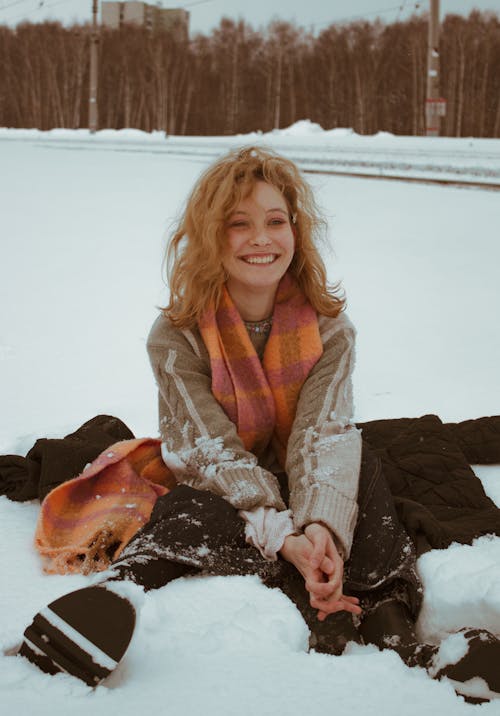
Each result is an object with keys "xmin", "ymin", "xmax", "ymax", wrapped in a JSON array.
[
  {"xmin": 425, "ymin": 0, "xmax": 446, "ymax": 136},
  {"xmin": 89, "ymin": 0, "xmax": 99, "ymax": 133}
]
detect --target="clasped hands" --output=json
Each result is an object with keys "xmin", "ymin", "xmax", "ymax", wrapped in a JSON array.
[{"xmin": 280, "ymin": 523, "xmax": 362, "ymax": 621}]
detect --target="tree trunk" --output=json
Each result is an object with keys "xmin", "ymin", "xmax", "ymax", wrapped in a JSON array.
[
  {"xmin": 455, "ymin": 37, "xmax": 466, "ymax": 137},
  {"xmin": 354, "ymin": 64, "xmax": 365, "ymax": 133},
  {"xmin": 273, "ymin": 46, "xmax": 282, "ymax": 128}
]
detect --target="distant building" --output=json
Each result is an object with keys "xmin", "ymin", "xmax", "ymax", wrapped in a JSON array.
[{"xmin": 102, "ymin": 2, "xmax": 189, "ymax": 39}]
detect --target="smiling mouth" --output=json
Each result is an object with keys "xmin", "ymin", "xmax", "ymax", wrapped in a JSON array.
[{"xmin": 240, "ymin": 254, "xmax": 279, "ymax": 265}]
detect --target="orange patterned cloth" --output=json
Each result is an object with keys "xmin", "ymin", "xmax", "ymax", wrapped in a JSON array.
[
  {"xmin": 198, "ymin": 273, "xmax": 323, "ymax": 467},
  {"xmin": 35, "ymin": 438, "xmax": 177, "ymax": 575}
]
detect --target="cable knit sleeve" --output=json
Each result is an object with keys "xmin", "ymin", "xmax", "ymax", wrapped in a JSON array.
[
  {"xmin": 286, "ymin": 312, "xmax": 362, "ymax": 559},
  {"xmin": 147, "ymin": 314, "xmax": 286, "ymax": 512}
]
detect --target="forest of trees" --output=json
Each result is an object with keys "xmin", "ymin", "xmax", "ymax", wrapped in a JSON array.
[{"xmin": 0, "ymin": 11, "xmax": 499, "ymax": 137}]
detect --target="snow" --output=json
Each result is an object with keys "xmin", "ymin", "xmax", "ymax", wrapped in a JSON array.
[
  {"xmin": 417, "ymin": 536, "xmax": 500, "ymax": 641},
  {"xmin": 2, "ymin": 121, "xmax": 500, "ymax": 185},
  {"xmin": 0, "ymin": 127, "xmax": 499, "ymax": 713},
  {"xmin": 431, "ymin": 632, "xmax": 473, "ymax": 673}
]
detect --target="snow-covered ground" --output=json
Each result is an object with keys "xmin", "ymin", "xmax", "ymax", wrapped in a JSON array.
[
  {"xmin": 2, "ymin": 121, "xmax": 500, "ymax": 185},
  {"xmin": 0, "ymin": 126, "xmax": 499, "ymax": 714}
]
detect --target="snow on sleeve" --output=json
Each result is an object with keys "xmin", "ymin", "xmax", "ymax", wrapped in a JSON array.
[{"xmin": 160, "ymin": 433, "xmax": 286, "ymax": 511}]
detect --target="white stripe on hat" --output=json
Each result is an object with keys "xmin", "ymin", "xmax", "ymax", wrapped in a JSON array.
[
  {"xmin": 39, "ymin": 607, "xmax": 117, "ymax": 671},
  {"xmin": 23, "ymin": 635, "xmax": 68, "ymax": 675}
]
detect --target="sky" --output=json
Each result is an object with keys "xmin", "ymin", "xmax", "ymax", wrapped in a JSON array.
[{"xmin": 0, "ymin": 0, "xmax": 498, "ymax": 34}]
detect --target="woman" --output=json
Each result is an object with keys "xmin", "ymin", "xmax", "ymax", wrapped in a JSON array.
[
  {"xmin": 19, "ymin": 147, "xmax": 499, "ymax": 698},
  {"xmin": 146, "ymin": 145, "xmax": 366, "ymax": 623}
]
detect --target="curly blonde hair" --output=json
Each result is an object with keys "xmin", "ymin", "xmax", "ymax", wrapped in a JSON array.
[{"xmin": 164, "ymin": 145, "xmax": 345, "ymax": 327}]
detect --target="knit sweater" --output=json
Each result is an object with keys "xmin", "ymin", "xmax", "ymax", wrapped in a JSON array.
[{"xmin": 146, "ymin": 310, "xmax": 362, "ymax": 558}]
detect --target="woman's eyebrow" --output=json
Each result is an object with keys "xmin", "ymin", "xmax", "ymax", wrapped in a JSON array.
[{"xmin": 229, "ymin": 207, "xmax": 288, "ymax": 217}]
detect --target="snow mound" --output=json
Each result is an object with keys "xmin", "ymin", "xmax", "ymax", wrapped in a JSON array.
[
  {"xmin": 417, "ymin": 535, "xmax": 500, "ymax": 641},
  {"xmin": 271, "ymin": 120, "xmax": 325, "ymax": 136},
  {"xmin": 136, "ymin": 575, "xmax": 309, "ymax": 657}
]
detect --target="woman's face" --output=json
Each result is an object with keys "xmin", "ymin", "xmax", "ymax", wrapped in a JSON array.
[{"xmin": 222, "ymin": 181, "xmax": 295, "ymax": 297}]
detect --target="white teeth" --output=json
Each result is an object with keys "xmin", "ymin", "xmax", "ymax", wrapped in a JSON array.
[{"xmin": 243, "ymin": 255, "xmax": 276, "ymax": 264}]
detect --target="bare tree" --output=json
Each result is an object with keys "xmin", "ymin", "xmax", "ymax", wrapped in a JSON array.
[{"xmin": 0, "ymin": 13, "xmax": 499, "ymax": 137}]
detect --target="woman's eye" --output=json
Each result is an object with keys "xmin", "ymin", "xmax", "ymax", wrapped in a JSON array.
[
  {"xmin": 269, "ymin": 218, "xmax": 285, "ymax": 226},
  {"xmin": 229, "ymin": 221, "xmax": 249, "ymax": 228}
]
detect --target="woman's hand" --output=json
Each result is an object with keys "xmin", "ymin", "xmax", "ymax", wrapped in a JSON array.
[
  {"xmin": 280, "ymin": 525, "xmax": 361, "ymax": 621},
  {"xmin": 303, "ymin": 523, "xmax": 360, "ymax": 621}
]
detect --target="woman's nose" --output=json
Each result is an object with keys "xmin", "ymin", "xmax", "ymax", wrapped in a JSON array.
[{"xmin": 249, "ymin": 227, "xmax": 271, "ymax": 245}]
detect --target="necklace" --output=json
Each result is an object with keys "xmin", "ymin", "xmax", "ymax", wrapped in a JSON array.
[{"xmin": 243, "ymin": 317, "xmax": 273, "ymax": 334}]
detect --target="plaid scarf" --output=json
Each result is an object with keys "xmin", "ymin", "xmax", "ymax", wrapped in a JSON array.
[
  {"xmin": 199, "ymin": 273, "xmax": 323, "ymax": 466},
  {"xmin": 35, "ymin": 438, "xmax": 177, "ymax": 574}
]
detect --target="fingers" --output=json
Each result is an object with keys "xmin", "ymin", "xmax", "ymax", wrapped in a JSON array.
[
  {"xmin": 342, "ymin": 595, "xmax": 361, "ymax": 606},
  {"xmin": 306, "ymin": 555, "xmax": 343, "ymax": 602},
  {"xmin": 309, "ymin": 588, "xmax": 342, "ymax": 611},
  {"xmin": 306, "ymin": 578, "xmax": 342, "ymax": 599},
  {"xmin": 305, "ymin": 524, "xmax": 342, "ymax": 579},
  {"xmin": 314, "ymin": 595, "xmax": 362, "ymax": 621},
  {"xmin": 309, "ymin": 531, "xmax": 327, "ymax": 570},
  {"xmin": 302, "ymin": 524, "xmax": 357, "ymax": 621},
  {"xmin": 311, "ymin": 594, "xmax": 360, "ymax": 609},
  {"xmin": 320, "ymin": 556, "xmax": 335, "ymax": 575},
  {"xmin": 309, "ymin": 591, "xmax": 361, "ymax": 612},
  {"xmin": 317, "ymin": 600, "xmax": 362, "ymax": 619}
]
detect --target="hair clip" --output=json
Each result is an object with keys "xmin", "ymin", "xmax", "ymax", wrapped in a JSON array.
[{"xmin": 291, "ymin": 213, "xmax": 297, "ymax": 224}]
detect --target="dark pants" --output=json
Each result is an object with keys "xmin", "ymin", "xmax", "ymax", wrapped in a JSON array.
[{"xmin": 112, "ymin": 442, "xmax": 422, "ymax": 655}]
